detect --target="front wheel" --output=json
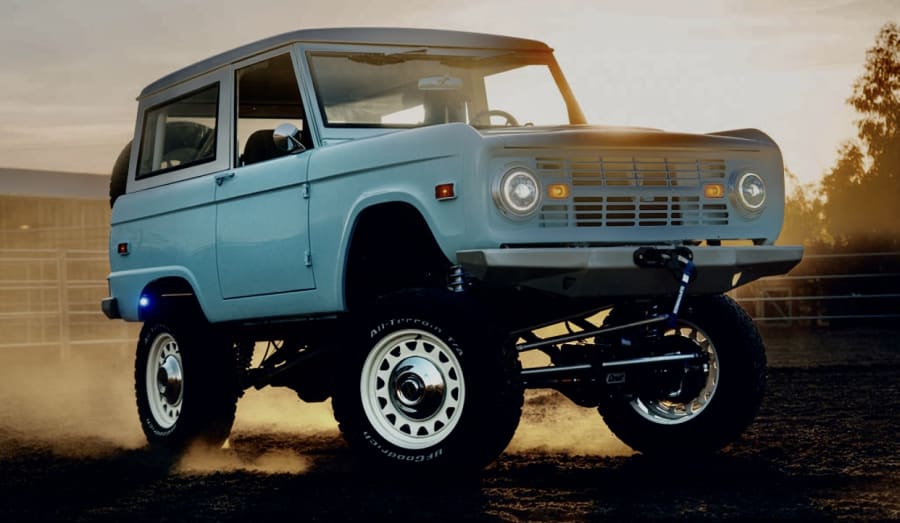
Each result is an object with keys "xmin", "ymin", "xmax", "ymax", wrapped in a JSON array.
[
  {"xmin": 135, "ymin": 320, "xmax": 238, "ymax": 452},
  {"xmin": 332, "ymin": 291, "xmax": 523, "ymax": 472},
  {"xmin": 598, "ymin": 295, "xmax": 766, "ymax": 455}
]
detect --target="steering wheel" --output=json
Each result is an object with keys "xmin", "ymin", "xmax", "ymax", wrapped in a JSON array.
[{"xmin": 470, "ymin": 109, "xmax": 520, "ymax": 127}]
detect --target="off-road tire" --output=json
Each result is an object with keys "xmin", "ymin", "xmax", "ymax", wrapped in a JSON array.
[
  {"xmin": 135, "ymin": 320, "xmax": 239, "ymax": 452},
  {"xmin": 598, "ymin": 295, "xmax": 766, "ymax": 455},
  {"xmin": 109, "ymin": 141, "xmax": 131, "ymax": 207},
  {"xmin": 332, "ymin": 290, "xmax": 523, "ymax": 472}
]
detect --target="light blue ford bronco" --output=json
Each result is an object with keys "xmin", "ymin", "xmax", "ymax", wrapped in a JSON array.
[{"xmin": 103, "ymin": 28, "xmax": 803, "ymax": 471}]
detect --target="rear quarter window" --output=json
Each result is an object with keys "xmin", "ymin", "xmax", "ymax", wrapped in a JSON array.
[{"xmin": 137, "ymin": 84, "xmax": 219, "ymax": 179}]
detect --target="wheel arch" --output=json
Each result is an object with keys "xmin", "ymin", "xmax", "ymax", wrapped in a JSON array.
[
  {"xmin": 342, "ymin": 200, "xmax": 452, "ymax": 311},
  {"xmin": 138, "ymin": 276, "xmax": 206, "ymax": 322}
]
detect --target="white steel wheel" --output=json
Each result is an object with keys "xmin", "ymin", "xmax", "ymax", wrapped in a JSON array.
[
  {"xmin": 630, "ymin": 321, "xmax": 720, "ymax": 426},
  {"xmin": 360, "ymin": 329, "xmax": 465, "ymax": 449},
  {"xmin": 135, "ymin": 320, "xmax": 239, "ymax": 452},
  {"xmin": 145, "ymin": 332, "xmax": 184, "ymax": 430}
]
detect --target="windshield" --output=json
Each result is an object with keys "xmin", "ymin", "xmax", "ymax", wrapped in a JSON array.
[{"xmin": 308, "ymin": 50, "xmax": 578, "ymax": 128}]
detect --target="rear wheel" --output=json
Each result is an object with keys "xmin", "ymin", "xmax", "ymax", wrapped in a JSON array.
[
  {"xmin": 333, "ymin": 291, "xmax": 523, "ymax": 472},
  {"xmin": 598, "ymin": 295, "xmax": 766, "ymax": 455},
  {"xmin": 135, "ymin": 320, "xmax": 238, "ymax": 452}
]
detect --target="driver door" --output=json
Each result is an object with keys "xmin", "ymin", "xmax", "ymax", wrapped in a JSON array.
[{"xmin": 215, "ymin": 51, "xmax": 315, "ymax": 299}]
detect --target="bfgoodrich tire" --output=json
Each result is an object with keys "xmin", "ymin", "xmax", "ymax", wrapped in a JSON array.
[
  {"xmin": 598, "ymin": 295, "xmax": 767, "ymax": 455},
  {"xmin": 332, "ymin": 291, "xmax": 523, "ymax": 472},
  {"xmin": 135, "ymin": 320, "xmax": 239, "ymax": 452}
]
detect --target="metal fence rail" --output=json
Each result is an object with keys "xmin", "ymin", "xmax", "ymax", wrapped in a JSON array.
[
  {"xmin": 0, "ymin": 249, "xmax": 138, "ymax": 356},
  {"xmin": 730, "ymin": 250, "xmax": 900, "ymax": 324},
  {"xmin": 1, "ymin": 249, "xmax": 897, "ymax": 355}
]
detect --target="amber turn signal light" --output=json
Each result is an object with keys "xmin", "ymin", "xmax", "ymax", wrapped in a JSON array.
[
  {"xmin": 704, "ymin": 183, "xmax": 725, "ymax": 198},
  {"xmin": 547, "ymin": 183, "xmax": 570, "ymax": 199},
  {"xmin": 435, "ymin": 183, "xmax": 456, "ymax": 200}
]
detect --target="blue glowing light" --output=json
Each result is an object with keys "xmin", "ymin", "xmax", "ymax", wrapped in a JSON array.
[{"xmin": 139, "ymin": 296, "xmax": 150, "ymax": 308}]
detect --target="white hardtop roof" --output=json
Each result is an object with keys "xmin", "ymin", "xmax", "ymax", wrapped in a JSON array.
[{"xmin": 140, "ymin": 27, "xmax": 552, "ymax": 99}]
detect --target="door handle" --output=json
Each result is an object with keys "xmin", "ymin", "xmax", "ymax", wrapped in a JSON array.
[{"xmin": 215, "ymin": 172, "xmax": 235, "ymax": 186}]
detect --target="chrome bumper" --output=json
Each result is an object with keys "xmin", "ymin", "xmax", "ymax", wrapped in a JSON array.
[{"xmin": 457, "ymin": 245, "xmax": 803, "ymax": 297}]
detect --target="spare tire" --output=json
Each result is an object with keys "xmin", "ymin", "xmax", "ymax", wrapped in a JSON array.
[{"xmin": 109, "ymin": 141, "xmax": 132, "ymax": 208}]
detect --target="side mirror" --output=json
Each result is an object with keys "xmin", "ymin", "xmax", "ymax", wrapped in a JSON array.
[{"xmin": 273, "ymin": 123, "xmax": 306, "ymax": 154}]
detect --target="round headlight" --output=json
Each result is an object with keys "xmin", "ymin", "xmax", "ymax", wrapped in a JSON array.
[
  {"xmin": 494, "ymin": 168, "xmax": 542, "ymax": 218},
  {"xmin": 733, "ymin": 172, "xmax": 767, "ymax": 215}
]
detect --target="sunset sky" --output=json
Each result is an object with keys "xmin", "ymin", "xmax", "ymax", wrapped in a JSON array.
[{"xmin": 0, "ymin": 0, "xmax": 896, "ymax": 187}]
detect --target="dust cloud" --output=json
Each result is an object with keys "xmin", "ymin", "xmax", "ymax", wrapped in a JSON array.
[
  {"xmin": 232, "ymin": 378, "xmax": 338, "ymax": 435},
  {"xmin": 508, "ymin": 315, "xmax": 632, "ymax": 457},
  {"xmin": 176, "ymin": 444, "xmax": 311, "ymax": 475},
  {"xmin": 183, "ymin": 387, "xmax": 338, "ymax": 474},
  {"xmin": 0, "ymin": 342, "xmax": 339, "ymax": 474},
  {"xmin": 510, "ymin": 391, "xmax": 633, "ymax": 457},
  {"xmin": 0, "ymin": 345, "xmax": 145, "ymax": 457}
]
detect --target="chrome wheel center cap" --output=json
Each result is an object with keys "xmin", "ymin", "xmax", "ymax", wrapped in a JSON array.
[
  {"xmin": 157, "ymin": 355, "xmax": 184, "ymax": 405},
  {"xmin": 390, "ymin": 356, "xmax": 444, "ymax": 420}
]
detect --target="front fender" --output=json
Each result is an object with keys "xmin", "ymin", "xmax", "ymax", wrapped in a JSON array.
[{"xmin": 307, "ymin": 124, "xmax": 482, "ymax": 310}]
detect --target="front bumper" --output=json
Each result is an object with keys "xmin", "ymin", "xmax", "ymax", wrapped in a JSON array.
[{"xmin": 457, "ymin": 245, "xmax": 803, "ymax": 298}]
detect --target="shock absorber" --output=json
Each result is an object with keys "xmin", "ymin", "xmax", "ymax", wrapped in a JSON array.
[{"xmin": 447, "ymin": 264, "xmax": 466, "ymax": 293}]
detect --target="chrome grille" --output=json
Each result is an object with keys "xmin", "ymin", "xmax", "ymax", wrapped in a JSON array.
[{"xmin": 537, "ymin": 155, "xmax": 729, "ymax": 228}]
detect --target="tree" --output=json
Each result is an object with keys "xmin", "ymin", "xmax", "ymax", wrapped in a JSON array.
[
  {"xmin": 820, "ymin": 142, "xmax": 866, "ymax": 246},
  {"xmin": 819, "ymin": 22, "xmax": 900, "ymax": 248},
  {"xmin": 779, "ymin": 168, "xmax": 825, "ymax": 246},
  {"xmin": 848, "ymin": 22, "xmax": 900, "ymax": 181}
]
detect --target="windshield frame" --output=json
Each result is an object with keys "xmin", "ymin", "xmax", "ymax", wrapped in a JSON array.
[{"xmin": 298, "ymin": 42, "xmax": 585, "ymax": 139}]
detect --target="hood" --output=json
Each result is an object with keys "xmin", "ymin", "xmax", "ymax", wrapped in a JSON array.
[{"xmin": 479, "ymin": 125, "xmax": 778, "ymax": 152}]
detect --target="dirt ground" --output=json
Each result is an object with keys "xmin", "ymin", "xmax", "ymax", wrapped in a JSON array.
[{"xmin": 0, "ymin": 327, "xmax": 897, "ymax": 522}]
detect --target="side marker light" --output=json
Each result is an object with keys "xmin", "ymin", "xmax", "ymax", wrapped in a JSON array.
[{"xmin": 435, "ymin": 183, "xmax": 456, "ymax": 201}]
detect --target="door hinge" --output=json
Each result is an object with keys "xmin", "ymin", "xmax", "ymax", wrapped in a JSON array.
[
  {"xmin": 304, "ymin": 250, "xmax": 312, "ymax": 267},
  {"xmin": 302, "ymin": 183, "xmax": 310, "ymax": 199}
]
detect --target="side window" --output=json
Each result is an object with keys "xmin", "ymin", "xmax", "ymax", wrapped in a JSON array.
[
  {"xmin": 236, "ymin": 53, "xmax": 311, "ymax": 167},
  {"xmin": 137, "ymin": 84, "xmax": 219, "ymax": 179}
]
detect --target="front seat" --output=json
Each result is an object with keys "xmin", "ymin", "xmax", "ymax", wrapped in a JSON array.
[{"xmin": 241, "ymin": 129, "xmax": 286, "ymax": 166}]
